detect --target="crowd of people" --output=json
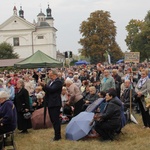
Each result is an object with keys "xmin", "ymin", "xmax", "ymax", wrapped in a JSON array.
[{"xmin": 0, "ymin": 62, "xmax": 150, "ymax": 143}]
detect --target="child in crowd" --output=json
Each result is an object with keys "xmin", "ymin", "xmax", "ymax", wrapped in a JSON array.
[{"xmin": 32, "ymin": 86, "xmax": 45, "ymax": 110}]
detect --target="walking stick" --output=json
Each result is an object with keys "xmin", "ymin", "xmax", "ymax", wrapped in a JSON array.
[{"xmin": 129, "ymin": 84, "xmax": 132, "ymax": 121}]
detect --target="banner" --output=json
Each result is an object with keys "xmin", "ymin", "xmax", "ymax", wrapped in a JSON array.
[{"xmin": 124, "ymin": 52, "xmax": 140, "ymax": 63}]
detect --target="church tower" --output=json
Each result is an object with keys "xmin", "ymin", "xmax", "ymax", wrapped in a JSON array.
[
  {"xmin": 19, "ymin": 6, "xmax": 24, "ymax": 18},
  {"xmin": 46, "ymin": 4, "xmax": 54, "ymax": 27}
]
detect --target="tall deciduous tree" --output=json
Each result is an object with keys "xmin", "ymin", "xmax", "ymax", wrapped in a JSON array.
[
  {"xmin": 0, "ymin": 42, "xmax": 19, "ymax": 59},
  {"xmin": 125, "ymin": 11, "xmax": 150, "ymax": 61},
  {"xmin": 125, "ymin": 19, "xmax": 143, "ymax": 51},
  {"xmin": 79, "ymin": 10, "xmax": 123, "ymax": 64}
]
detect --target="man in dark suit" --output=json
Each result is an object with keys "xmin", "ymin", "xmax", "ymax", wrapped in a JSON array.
[{"xmin": 40, "ymin": 70, "xmax": 63, "ymax": 141}]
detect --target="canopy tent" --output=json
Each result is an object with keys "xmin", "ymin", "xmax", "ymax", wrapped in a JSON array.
[
  {"xmin": 75, "ymin": 60, "xmax": 89, "ymax": 65},
  {"xmin": 116, "ymin": 59, "xmax": 124, "ymax": 64},
  {"xmin": 14, "ymin": 50, "xmax": 63, "ymax": 68}
]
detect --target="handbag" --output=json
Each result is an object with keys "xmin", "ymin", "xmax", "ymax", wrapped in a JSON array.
[{"xmin": 23, "ymin": 112, "xmax": 32, "ymax": 119}]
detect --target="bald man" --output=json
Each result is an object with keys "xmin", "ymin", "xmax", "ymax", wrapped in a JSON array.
[{"xmin": 120, "ymin": 80, "xmax": 137, "ymax": 111}]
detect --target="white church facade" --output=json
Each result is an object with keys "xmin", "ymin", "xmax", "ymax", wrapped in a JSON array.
[{"xmin": 0, "ymin": 5, "xmax": 57, "ymax": 59}]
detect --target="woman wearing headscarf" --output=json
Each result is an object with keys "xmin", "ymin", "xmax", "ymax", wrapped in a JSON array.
[
  {"xmin": 135, "ymin": 69, "xmax": 150, "ymax": 128},
  {"xmin": 14, "ymin": 79, "xmax": 32, "ymax": 133}
]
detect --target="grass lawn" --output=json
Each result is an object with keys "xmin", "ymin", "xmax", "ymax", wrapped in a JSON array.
[{"xmin": 7, "ymin": 113, "xmax": 150, "ymax": 150}]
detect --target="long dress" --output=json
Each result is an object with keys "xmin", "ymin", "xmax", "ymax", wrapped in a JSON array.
[{"xmin": 14, "ymin": 88, "xmax": 32, "ymax": 131}]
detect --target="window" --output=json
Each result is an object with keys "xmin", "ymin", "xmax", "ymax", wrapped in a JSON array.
[
  {"xmin": 38, "ymin": 36, "xmax": 44, "ymax": 39},
  {"xmin": 13, "ymin": 37, "xmax": 19, "ymax": 46}
]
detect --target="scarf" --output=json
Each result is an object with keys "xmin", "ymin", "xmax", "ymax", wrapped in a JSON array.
[{"xmin": 138, "ymin": 77, "xmax": 148, "ymax": 89}]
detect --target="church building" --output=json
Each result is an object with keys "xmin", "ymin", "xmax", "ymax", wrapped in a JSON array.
[{"xmin": 0, "ymin": 5, "xmax": 57, "ymax": 59}]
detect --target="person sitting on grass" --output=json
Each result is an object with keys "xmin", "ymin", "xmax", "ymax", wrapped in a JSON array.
[{"xmin": 93, "ymin": 90, "xmax": 122, "ymax": 141}]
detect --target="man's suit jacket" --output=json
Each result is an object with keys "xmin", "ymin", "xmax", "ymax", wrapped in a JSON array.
[{"xmin": 44, "ymin": 78, "xmax": 63, "ymax": 108}]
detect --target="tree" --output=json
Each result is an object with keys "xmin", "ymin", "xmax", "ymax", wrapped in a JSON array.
[
  {"xmin": 125, "ymin": 11, "xmax": 150, "ymax": 61},
  {"xmin": 125, "ymin": 19, "xmax": 143, "ymax": 51},
  {"xmin": 0, "ymin": 42, "xmax": 19, "ymax": 59},
  {"xmin": 79, "ymin": 10, "xmax": 123, "ymax": 64}
]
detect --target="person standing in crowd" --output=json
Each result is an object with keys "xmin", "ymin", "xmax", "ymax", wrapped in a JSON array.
[
  {"xmin": 14, "ymin": 79, "xmax": 32, "ymax": 133},
  {"xmin": 40, "ymin": 70, "xmax": 63, "ymax": 141},
  {"xmin": 5, "ymin": 79, "xmax": 15, "ymax": 102},
  {"xmin": 10, "ymin": 73, "xmax": 18, "ymax": 94},
  {"xmin": 100, "ymin": 70, "xmax": 116, "ymax": 92},
  {"xmin": 135, "ymin": 69, "xmax": 150, "ymax": 128},
  {"xmin": 0, "ymin": 79, "xmax": 4, "ymax": 92},
  {"xmin": 112, "ymin": 69, "xmax": 122, "ymax": 98},
  {"xmin": 73, "ymin": 75, "xmax": 82, "ymax": 88},
  {"xmin": 65, "ymin": 78, "xmax": 84, "ymax": 116},
  {"xmin": 24, "ymin": 74, "xmax": 34, "ymax": 96},
  {"xmin": 90, "ymin": 71, "xmax": 99, "ymax": 83}
]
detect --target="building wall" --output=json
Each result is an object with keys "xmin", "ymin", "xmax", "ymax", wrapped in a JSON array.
[{"xmin": 0, "ymin": 11, "xmax": 57, "ymax": 59}]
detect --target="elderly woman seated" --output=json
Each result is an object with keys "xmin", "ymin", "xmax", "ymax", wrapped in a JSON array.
[
  {"xmin": 0, "ymin": 91, "xmax": 17, "ymax": 149},
  {"xmin": 82, "ymin": 86, "xmax": 99, "ymax": 111}
]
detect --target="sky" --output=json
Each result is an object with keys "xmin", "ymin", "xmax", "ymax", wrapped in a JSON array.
[{"xmin": 0, "ymin": 0, "xmax": 150, "ymax": 55}]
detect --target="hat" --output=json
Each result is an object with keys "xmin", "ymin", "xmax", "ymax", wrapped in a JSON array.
[{"xmin": 0, "ymin": 91, "xmax": 10, "ymax": 99}]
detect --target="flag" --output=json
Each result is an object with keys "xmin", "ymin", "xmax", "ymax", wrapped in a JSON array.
[{"xmin": 106, "ymin": 50, "xmax": 111, "ymax": 64}]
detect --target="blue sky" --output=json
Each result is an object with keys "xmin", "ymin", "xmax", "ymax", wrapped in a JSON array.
[{"xmin": 0, "ymin": 0, "xmax": 150, "ymax": 55}]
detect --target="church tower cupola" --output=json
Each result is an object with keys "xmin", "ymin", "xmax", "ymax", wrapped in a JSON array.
[
  {"xmin": 19, "ymin": 6, "xmax": 24, "ymax": 18},
  {"xmin": 45, "ymin": 4, "xmax": 54, "ymax": 27},
  {"xmin": 13, "ymin": 6, "xmax": 17, "ymax": 15},
  {"xmin": 37, "ymin": 9, "xmax": 46, "ymax": 24},
  {"xmin": 46, "ymin": 4, "xmax": 53, "ymax": 19}
]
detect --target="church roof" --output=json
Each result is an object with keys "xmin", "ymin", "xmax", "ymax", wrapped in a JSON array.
[
  {"xmin": 37, "ymin": 12, "xmax": 46, "ymax": 17},
  {"xmin": 38, "ymin": 21, "xmax": 50, "ymax": 27}
]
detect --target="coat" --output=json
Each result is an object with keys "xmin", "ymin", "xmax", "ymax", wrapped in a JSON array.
[
  {"xmin": 100, "ymin": 76, "xmax": 116, "ymax": 92},
  {"xmin": 43, "ymin": 78, "xmax": 63, "ymax": 108},
  {"xmin": 100, "ymin": 97, "xmax": 122, "ymax": 127},
  {"xmin": 14, "ymin": 88, "xmax": 32, "ymax": 130},
  {"xmin": 67, "ymin": 83, "xmax": 83, "ymax": 104},
  {"xmin": 135, "ymin": 77, "xmax": 150, "ymax": 111},
  {"xmin": 0, "ymin": 100, "xmax": 17, "ymax": 134}
]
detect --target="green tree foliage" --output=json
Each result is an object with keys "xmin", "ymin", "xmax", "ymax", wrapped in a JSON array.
[
  {"xmin": 125, "ymin": 19, "xmax": 143, "ymax": 51},
  {"xmin": 125, "ymin": 11, "xmax": 150, "ymax": 61},
  {"xmin": 0, "ymin": 42, "xmax": 19, "ymax": 59},
  {"xmin": 79, "ymin": 10, "xmax": 123, "ymax": 64}
]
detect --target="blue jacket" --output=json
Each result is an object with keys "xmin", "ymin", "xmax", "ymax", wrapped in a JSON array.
[{"xmin": 0, "ymin": 100, "xmax": 17, "ymax": 133}]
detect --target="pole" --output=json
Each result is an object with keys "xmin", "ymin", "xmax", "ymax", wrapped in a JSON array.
[{"xmin": 129, "ymin": 84, "xmax": 132, "ymax": 121}]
